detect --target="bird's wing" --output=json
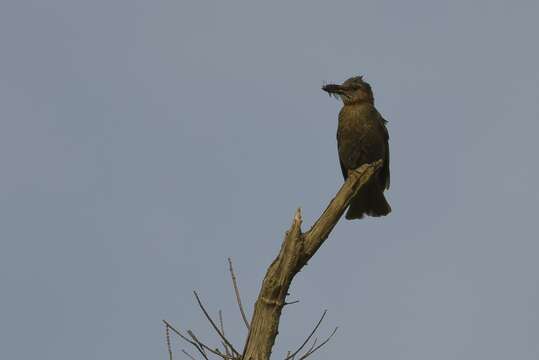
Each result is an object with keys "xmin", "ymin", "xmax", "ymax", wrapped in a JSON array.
[
  {"xmin": 336, "ymin": 121, "xmax": 349, "ymax": 180},
  {"xmin": 377, "ymin": 113, "xmax": 390, "ymax": 189},
  {"xmin": 339, "ymin": 157, "xmax": 348, "ymax": 179}
]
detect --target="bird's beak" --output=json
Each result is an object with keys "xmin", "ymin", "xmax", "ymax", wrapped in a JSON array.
[{"xmin": 322, "ymin": 84, "xmax": 345, "ymax": 96}]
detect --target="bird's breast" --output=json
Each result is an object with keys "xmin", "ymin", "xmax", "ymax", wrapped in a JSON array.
[
  {"xmin": 338, "ymin": 105, "xmax": 377, "ymax": 135},
  {"xmin": 336, "ymin": 104, "xmax": 386, "ymax": 169}
]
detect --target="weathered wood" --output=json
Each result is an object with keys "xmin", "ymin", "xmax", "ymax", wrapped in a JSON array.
[{"xmin": 242, "ymin": 160, "xmax": 383, "ymax": 360}]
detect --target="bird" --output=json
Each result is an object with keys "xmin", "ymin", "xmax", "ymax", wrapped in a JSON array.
[{"xmin": 322, "ymin": 76, "xmax": 391, "ymax": 220}]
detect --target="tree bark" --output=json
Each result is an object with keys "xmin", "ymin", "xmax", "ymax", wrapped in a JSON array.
[{"xmin": 241, "ymin": 160, "xmax": 383, "ymax": 360}]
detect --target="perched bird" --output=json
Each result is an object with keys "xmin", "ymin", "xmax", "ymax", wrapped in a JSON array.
[{"xmin": 322, "ymin": 76, "xmax": 391, "ymax": 219}]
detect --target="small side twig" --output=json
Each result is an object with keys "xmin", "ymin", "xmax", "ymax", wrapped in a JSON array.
[
  {"xmin": 187, "ymin": 330, "xmax": 234, "ymax": 360},
  {"xmin": 182, "ymin": 349, "xmax": 197, "ymax": 360},
  {"xmin": 166, "ymin": 323, "xmax": 173, "ymax": 360},
  {"xmin": 163, "ymin": 320, "xmax": 209, "ymax": 360},
  {"xmin": 298, "ymin": 327, "xmax": 338, "ymax": 360},
  {"xmin": 218, "ymin": 310, "xmax": 232, "ymax": 358},
  {"xmin": 193, "ymin": 291, "xmax": 240, "ymax": 356},
  {"xmin": 285, "ymin": 310, "xmax": 327, "ymax": 360},
  {"xmin": 284, "ymin": 300, "xmax": 300, "ymax": 306},
  {"xmin": 228, "ymin": 258, "xmax": 250, "ymax": 330},
  {"xmin": 218, "ymin": 310, "xmax": 225, "ymax": 335},
  {"xmin": 186, "ymin": 330, "xmax": 207, "ymax": 357},
  {"xmin": 304, "ymin": 338, "xmax": 317, "ymax": 356}
]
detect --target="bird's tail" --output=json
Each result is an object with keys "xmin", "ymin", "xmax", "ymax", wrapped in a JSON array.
[{"xmin": 345, "ymin": 181, "xmax": 391, "ymax": 220}]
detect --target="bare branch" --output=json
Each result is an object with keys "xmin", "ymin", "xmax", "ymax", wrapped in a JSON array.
[
  {"xmin": 285, "ymin": 310, "xmax": 327, "ymax": 360},
  {"xmin": 187, "ymin": 330, "xmax": 207, "ymax": 356},
  {"xmin": 228, "ymin": 258, "xmax": 250, "ymax": 330},
  {"xmin": 187, "ymin": 330, "xmax": 236, "ymax": 360},
  {"xmin": 212, "ymin": 349, "xmax": 232, "ymax": 360},
  {"xmin": 163, "ymin": 320, "xmax": 209, "ymax": 360},
  {"xmin": 221, "ymin": 341, "xmax": 232, "ymax": 359},
  {"xmin": 182, "ymin": 349, "xmax": 197, "ymax": 360},
  {"xmin": 218, "ymin": 310, "xmax": 225, "ymax": 335},
  {"xmin": 190, "ymin": 339, "xmax": 208, "ymax": 360},
  {"xmin": 298, "ymin": 327, "xmax": 338, "ymax": 360},
  {"xmin": 193, "ymin": 291, "xmax": 240, "ymax": 356},
  {"xmin": 163, "ymin": 321, "xmax": 198, "ymax": 348},
  {"xmin": 284, "ymin": 300, "xmax": 300, "ymax": 306},
  {"xmin": 165, "ymin": 161, "xmax": 381, "ymax": 360},
  {"xmin": 242, "ymin": 160, "xmax": 382, "ymax": 360},
  {"xmin": 218, "ymin": 310, "xmax": 232, "ymax": 358},
  {"xmin": 305, "ymin": 338, "xmax": 317, "ymax": 356},
  {"xmin": 166, "ymin": 323, "xmax": 173, "ymax": 360}
]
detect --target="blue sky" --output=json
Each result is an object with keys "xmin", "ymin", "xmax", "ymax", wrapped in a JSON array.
[{"xmin": 1, "ymin": 1, "xmax": 538, "ymax": 359}]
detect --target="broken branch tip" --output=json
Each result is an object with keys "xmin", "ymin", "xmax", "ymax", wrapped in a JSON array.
[{"xmin": 294, "ymin": 208, "xmax": 302, "ymax": 223}]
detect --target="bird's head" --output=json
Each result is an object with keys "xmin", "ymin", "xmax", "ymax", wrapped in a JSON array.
[{"xmin": 322, "ymin": 76, "xmax": 374, "ymax": 105}]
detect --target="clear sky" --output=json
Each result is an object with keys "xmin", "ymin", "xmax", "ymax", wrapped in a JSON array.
[{"xmin": 1, "ymin": 1, "xmax": 538, "ymax": 359}]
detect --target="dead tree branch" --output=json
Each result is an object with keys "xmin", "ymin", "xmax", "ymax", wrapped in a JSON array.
[
  {"xmin": 218, "ymin": 310, "xmax": 233, "ymax": 358},
  {"xmin": 163, "ymin": 320, "xmax": 210, "ymax": 360},
  {"xmin": 182, "ymin": 349, "xmax": 197, "ymax": 360},
  {"xmin": 241, "ymin": 160, "xmax": 383, "ymax": 360},
  {"xmin": 193, "ymin": 291, "xmax": 240, "ymax": 356},
  {"xmin": 228, "ymin": 258, "xmax": 250, "ymax": 330},
  {"xmin": 297, "ymin": 327, "xmax": 338, "ymax": 360},
  {"xmin": 282, "ymin": 328, "xmax": 336, "ymax": 360},
  {"xmin": 164, "ymin": 159, "xmax": 382, "ymax": 360},
  {"xmin": 304, "ymin": 338, "xmax": 317, "ymax": 357},
  {"xmin": 166, "ymin": 323, "xmax": 173, "ymax": 360},
  {"xmin": 285, "ymin": 310, "xmax": 327, "ymax": 360}
]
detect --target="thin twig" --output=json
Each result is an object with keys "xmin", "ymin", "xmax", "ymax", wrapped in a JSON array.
[
  {"xmin": 166, "ymin": 324, "xmax": 173, "ymax": 360},
  {"xmin": 285, "ymin": 310, "xmax": 327, "ymax": 360},
  {"xmin": 187, "ymin": 328, "xmax": 236, "ymax": 360},
  {"xmin": 182, "ymin": 349, "xmax": 197, "ymax": 360},
  {"xmin": 193, "ymin": 291, "xmax": 240, "ymax": 356},
  {"xmin": 187, "ymin": 330, "xmax": 234, "ymax": 359},
  {"xmin": 284, "ymin": 300, "xmax": 300, "ymax": 306},
  {"xmin": 218, "ymin": 310, "xmax": 225, "ymax": 335},
  {"xmin": 218, "ymin": 311, "xmax": 232, "ymax": 358},
  {"xmin": 304, "ymin": 338, "xmax": 317, "ymax": 355},
  {"xmin": 298, "ymin": 327, "xmax": 338, "ymax": 360},
  {"xmin": 221, "ymin": 341, "xmax": 232, "ymax": 359},
  {"xmin": 187, "ymin": 330, "xmax": 207, "ymax": 356},
  {"xmin": 163, "ymin": 320, "xmax": 209, "ymax": 360},
  {"xmin": 228, "ymin": 258, "xmax": 250, "ymax": 330},
  {"xmin": 212, "ymin": 349, "xmax": 231, "ymax": 359},
  {"xmin": 163, "ymin": 321, "xmax": 199, "ymax": 349}
]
